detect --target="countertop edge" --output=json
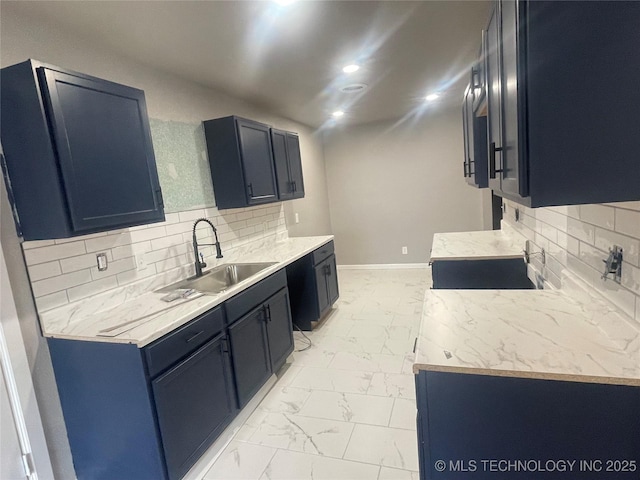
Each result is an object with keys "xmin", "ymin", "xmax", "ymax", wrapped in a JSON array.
[{"xmin": 412, "ymin": 363, "xmax": 640, "ymax": 387}]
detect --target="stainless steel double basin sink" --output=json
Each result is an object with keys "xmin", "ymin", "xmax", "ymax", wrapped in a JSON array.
[{"xmin": 156, "ymin": 262, "xmax": 277, "ymax": 295}]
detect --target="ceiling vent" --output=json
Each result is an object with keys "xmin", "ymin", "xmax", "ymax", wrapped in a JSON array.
[{"xmin": 339, "ymin": 83, "xmax": 368, "ymax": 93}]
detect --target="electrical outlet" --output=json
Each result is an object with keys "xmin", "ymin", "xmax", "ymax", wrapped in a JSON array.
[
  {"xmin": 96, "ymin": 253, "xmax": 108, "ymax": 271},
  {"xmin": 402, "ymin": 246, "xmax": 408, "ymax": 255}
]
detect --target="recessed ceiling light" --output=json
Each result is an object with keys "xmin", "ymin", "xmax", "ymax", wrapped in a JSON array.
[
  {"xmin": 425, "ymin": 93, "xmax": 440, "ymax": 102},
  {"xmin": 332, "ymin": 110, "xmax": 345, "ymax": 118},
  {"xmin": 342, "ymin": 64, "xmax": 360, "ymax": 74}
]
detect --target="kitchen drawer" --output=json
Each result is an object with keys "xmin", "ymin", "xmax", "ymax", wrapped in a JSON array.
[
  {"xmin": 312, "ymin": 241, "xmax": 334, "ymax": 265},
  {"xmin": 225, "ymin": 269, "xmax": 287, "ymax": 323},
  {"xmin": 145, "ymin": 306, "xmax": 224, "ymax": 378}
]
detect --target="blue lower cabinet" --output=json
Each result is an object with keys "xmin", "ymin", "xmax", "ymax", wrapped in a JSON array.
[
  {"xmin": 48, "ymin": 339, "xmax": 169, "ymax": 480},
  {"xmin": 152, "ymin": 333, "xmax": 236, "ymax": 480},
  {"xmin": 415, "ymin": 371, "xmax": 640, "ymax": 479},
  {"xmin": 48, "ymin": 271, "xmax": 296, "ymax": 479},
  {"xmin": 431, "ymin": 258, "xmax": 534, "ymax": 289},
  {"xmin": 48, "ymin": 306, "xmax": 236, "ymax": 480}
]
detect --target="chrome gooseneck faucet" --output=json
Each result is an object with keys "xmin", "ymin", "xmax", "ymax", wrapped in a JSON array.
[{"xmin": 192, "ymin": 218, "xmax": 223, "ymax": 278}]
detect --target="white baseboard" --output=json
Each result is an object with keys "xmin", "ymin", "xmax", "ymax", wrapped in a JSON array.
[{"xmin": 337, "ymin": 263, "xmax": 430, "ymax": 270}]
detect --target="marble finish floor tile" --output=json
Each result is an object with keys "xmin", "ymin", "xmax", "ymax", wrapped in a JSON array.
[
  {"xmin": 289, "ymin": 367, "xmax": 373, "ymax": 394},
  {"xmin": 238, "ymin": 412, "xmax": 355, "ymax": 458},
  {"xmin": 379, "ymin": 466, "xmax": 420, "ymax": 480},
  {"xmin": 343, "ymin": 424, "xmax": 420, "ymax": 471},
  {"xmin": 367, "ymin": 373, "xmax": 416, "ymax": 399},
  {"xmin": 299, "ymin": 390, "xmax": 394, "ymax": 426},
  {"xmin": 389, "ymin": 398, "xmax": 417, "ymax": 431},
  {"xmin": 255, "ymin": 386, "xmax": 312, "ymax": 414},
  {"xmin": 328, "ymin": 351, "xmax": 405, "ymax": 373},
  {"xmin": 259, "ymin": 450, "xmax": 380, "ymax": 480},
  {"xmin": 204, "ymin": 441, "xmax": 276, "ymax": 479},
  {"xmin": 204, "ymin": 268, "xmax": 430, "ymax": 480}
]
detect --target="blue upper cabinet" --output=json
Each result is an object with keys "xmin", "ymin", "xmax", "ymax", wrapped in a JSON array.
[
  {"xmin": 481, "ymin": 1, "xmax": 640, "ymax": 207},
  {"xmin": 0, "ymin": 60, "xmax": 165, "ymax": 240},
  {"xmin": 272, "ymin": 129, "xmax": 305, "ymax": 200},
  {"xmin": 203, "ymin": 116, "xmax": 279, "ymax": 209}
]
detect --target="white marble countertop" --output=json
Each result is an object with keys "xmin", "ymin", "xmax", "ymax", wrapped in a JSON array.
[
  {"xmin": 41, "ymin": 236, "xmax": 333, "ymax": 347},
  {"xmin": 413, "ymin": 287, "xmax": 640, "ymax": 386},
  {"xmin": 430, "ymin": 229, "xmax": 527, "ymax": 261}
]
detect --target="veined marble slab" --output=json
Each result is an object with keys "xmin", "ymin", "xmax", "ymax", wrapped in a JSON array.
[
  {"xmin": 413, "ymin": 289, "xmax": 640, "ymax": 386},
  {"xmin": 430, "ymin": 229, "xmax": 527, "ymax": 261},
  {"xmin": 41, "ymin": 235, "xmax": 333, "ymax": 347}
]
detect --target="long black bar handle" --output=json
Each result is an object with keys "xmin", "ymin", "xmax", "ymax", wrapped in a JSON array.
[{"xmin": 489, "ymin": 142, "xmax": 503, "ymax": 179}]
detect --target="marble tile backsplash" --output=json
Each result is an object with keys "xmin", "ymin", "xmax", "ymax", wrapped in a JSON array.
[
  {"xmin": 503, "ymin": 200, "xmax": 640, "ymax": 324},
  {"xmin": 22, "ymin": 203, "xmax": 288, "ymax": 314}
]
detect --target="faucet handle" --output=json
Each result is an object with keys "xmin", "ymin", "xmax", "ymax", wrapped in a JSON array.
[{"xmin": 199, "ymin": 252, "xmax": 206, "ymax": 268}]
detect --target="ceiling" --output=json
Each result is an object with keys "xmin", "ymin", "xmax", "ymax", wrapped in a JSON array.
[{"xmin": 3, "ymin": 1, "xmax": 491, "ymax": 128}]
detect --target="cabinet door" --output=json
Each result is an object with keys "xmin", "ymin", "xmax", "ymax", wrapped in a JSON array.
[
  {"xmin": 271, "ymin": 129, "xmax": 293, "ymax": 199},
  {"xmin": 498, "ymin": 0, "xmax": 526, "ymax": 197},
  {"xmin": 486, "ymin": 5, "xmax": 503, "ymax": 192},
  {"xmin": 152, "ymin": 334, "xmax": 235, "ymax": 480},
  {"xmin": 264, "ymin": 288, "xmax": 294, "ymax": 372},
  {"xmin": 314, "ymin": 261, "xmax": 330, "ymax": 317},
  {"xmin": 326, "ymin": 255, "xmax": 339, "ymax": 305},
  {"xmin": 38, "ymin": 67, "xmax": 164, "ymax": 233},
  {"xmin": 228, "ymin": 305, "xmax": 271, "ymax": 408},
  {"xmin": 285, "ymin": 133, "xmax": 305, "ymax": 199},
  {"xmin": 236, "ymin": 119, "xmax": 278, "ymax": 205}
]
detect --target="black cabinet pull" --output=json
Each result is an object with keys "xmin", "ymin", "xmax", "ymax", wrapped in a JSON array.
[
  {"xmin": 489, "ymin": 142, "xmax": 504, "ymax": 178},
  {"xmin": 266, "ymin": 304, "xmax": 271, "ymax": 322},
  {"xmin": 222, "ymin": 336, "xmax": 230, "ymax": 354},
  {"xmin": 463, "ymin": 161, "xmax": 468, "ymax": 177},
  {"xmin": 247, "ymin": 183, "xmax": 254, "ymax": 197},
  {"xmin": 185, "ymin": 331, "xmax": 204, "ymax": 343},
  {"xmin": 292, "ymin": 181, "xmax": 297, "ymax": 192}
]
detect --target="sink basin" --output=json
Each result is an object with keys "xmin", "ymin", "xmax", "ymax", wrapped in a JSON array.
[{"xmin": 156, "ymin": 262, "xmax": 277, "ymax": 295}]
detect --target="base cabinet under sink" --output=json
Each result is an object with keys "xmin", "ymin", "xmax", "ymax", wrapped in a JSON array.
[{"xmin": 47, "ymin": 269, "xmax": 295, "ymax": 480}]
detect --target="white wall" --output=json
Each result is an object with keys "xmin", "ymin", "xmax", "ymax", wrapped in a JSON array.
[
  {"xmin": 1, "ymin": 5, "xmax": 332, "ymax": 478},
  {"xmin": 324, "ymin": 109, "xmax": 490, "ymax": 265}
]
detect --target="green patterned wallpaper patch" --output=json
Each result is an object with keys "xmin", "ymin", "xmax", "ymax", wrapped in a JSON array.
[{"xmin": 149, "ymin": 118, "xmax": 216, "ymax": 213}]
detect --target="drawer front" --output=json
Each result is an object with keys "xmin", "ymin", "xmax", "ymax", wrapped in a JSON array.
[
  {"xmin": 145, "ymin": 306, "xmax": 224, "ymax": 378},
  {"xmin": 225, "ymin": 269, "xmax": 287, "ymax": 323},
  {"xmin": 312, "ymin": 241, "xmax": 334, "ymax": 265}
]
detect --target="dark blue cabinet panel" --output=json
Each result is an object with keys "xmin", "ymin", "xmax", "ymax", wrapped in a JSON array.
[
  {"xmin": 272, "ymin": 129, "xmax": 305, "ymax": 200},
  {"xmin": 203, "ymin": 116, "xmax": 278, "ymax": 209},
  {"xmin": 484, "ymin": 1, "xmax": 640, "ymax": 207},
  {"xmin": 228, "ymin": 304, "xmax": 272, "ymax": 408},
  {"xmin": 0, "ymin": 60, "xmax": 164, "ymax": 239},
  {"xmin": 286, "ymin": 242, "xmax": 339, "ymax": 331},
  {"xmin": 264, "ymin": 288, "xmax": 294, "ymax": 372},
  {"xmin": 48, "ymin": 339, "xmax": 168, "ymax": 480},
  {"xmin": 415, "ymin": 371, "xmax": 640, "ymax": 479},
  {"xmin": 431, "ymin": 258, "xmax": 533, "ymax": 289},
  {"xmin": 152, "ymin": 334, "xmax": 236, "ymax": 480}
]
